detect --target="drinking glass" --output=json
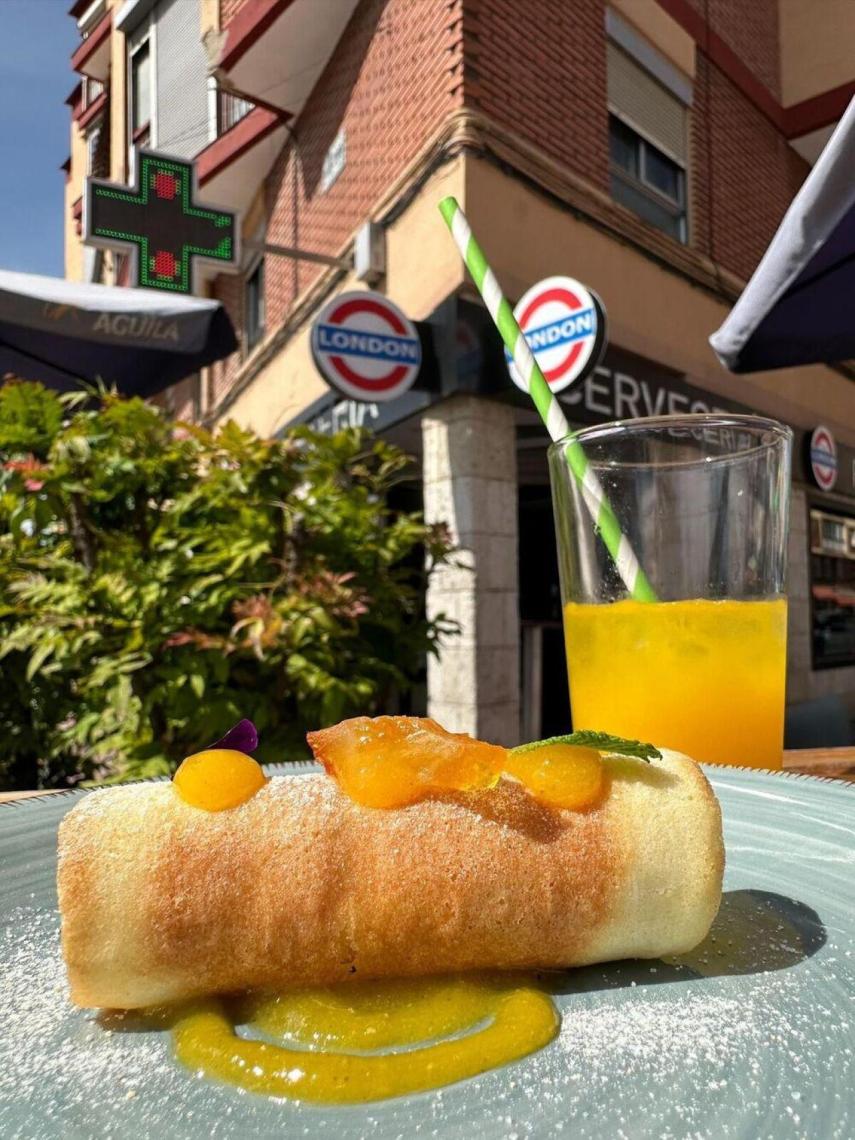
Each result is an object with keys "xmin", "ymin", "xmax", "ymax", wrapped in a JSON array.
[{"xmin": 548, "ymin": 415, "xmax": 792, "ymax": 769}]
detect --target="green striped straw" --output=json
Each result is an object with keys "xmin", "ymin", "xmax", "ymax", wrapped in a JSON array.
[{"xmin": 438, "ymin": 196, "xmax": 657, "ymax": 603}]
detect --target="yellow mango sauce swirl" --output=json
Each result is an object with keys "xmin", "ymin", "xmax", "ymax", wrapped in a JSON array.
[
  {"xmin": 164, "ymin": 736, "xmax": 582, "ymax": 1101},
  {"xmin": 135, "ymin": 975, "xmax": 558, "ymax": 1104}
]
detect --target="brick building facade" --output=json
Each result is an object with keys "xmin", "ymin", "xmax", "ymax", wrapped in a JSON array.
[
  {"xmin": 208, "ymin": 0, "xmax": 465, "ymax": 404},
  {"xmin": 199, "ymin": 0, "xmax": 845, "ymax": 423},
  {"xmin": 63, "ymin": 0, "xmax": 855, "ymax": 749}
]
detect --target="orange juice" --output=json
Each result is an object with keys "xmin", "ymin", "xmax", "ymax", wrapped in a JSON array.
[{"xmin": 563, "ymin": 598, "xmax": 787, "ymax": 769}]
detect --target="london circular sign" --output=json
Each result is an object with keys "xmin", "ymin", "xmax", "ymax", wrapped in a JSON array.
[
  {"xmin": 506, "ymin": 275, "xmax": 606, "ymax": 394},
  {"xmin": 808, "ymin": 424, "xmax": 838, "ymax": 492},
  {"xmin": 311, "ymin": 290, "xmax": 422, "ymax": 402}
]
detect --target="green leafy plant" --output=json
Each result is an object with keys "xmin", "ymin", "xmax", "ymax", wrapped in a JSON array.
[{"xmin": 0, "ymin": 381, "xmax": 456, "ymax": 789}]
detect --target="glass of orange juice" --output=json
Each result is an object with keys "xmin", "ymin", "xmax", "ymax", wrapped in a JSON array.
[{"xmin": 548, "ymin": 415, "xmax": 792, "ymax": 769}]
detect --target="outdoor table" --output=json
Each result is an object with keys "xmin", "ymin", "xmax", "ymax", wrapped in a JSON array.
[{"xmin": 2, "ymin": 748, "xmax": 853, "ymax": 803}]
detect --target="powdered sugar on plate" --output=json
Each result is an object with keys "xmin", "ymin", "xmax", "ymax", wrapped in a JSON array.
[
  {"xmin": 1, "ymin": 903, "xmax": 852, "ymax": 1140},
  {"xmin": 0, "ymin": 910, "xmax": 175, "ymax": 1139},
  {"xmin": 2, "ymin": 766, "xmax": 854, "ymax": 1139}
]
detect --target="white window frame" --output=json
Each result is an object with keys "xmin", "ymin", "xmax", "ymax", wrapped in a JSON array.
[
  {"xmin": 127, "ymin": 17, "xmax": 157, "ymax": 169},
  {"xmin": 206, "ymin": 75, "xmax": 219, "ymax": 144},
  {"xmin": 608, "ymin": 113, "xmax": 688, "ymax": 243}
]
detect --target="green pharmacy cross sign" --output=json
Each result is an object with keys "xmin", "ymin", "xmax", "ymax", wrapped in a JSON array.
[{"xmin": 83, "ymin": 149, "xmax": 239, "ymax": 294}]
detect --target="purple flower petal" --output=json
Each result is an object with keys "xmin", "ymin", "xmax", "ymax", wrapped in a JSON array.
[{"xmin": 211, "ymin": 719, "xmax": 259, "ymax": 754}]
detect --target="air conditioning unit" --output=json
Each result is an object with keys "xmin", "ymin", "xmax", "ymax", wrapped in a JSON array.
[{"xmin": 354, "ymin": 221, "xmax": 386, "ymax": 285}]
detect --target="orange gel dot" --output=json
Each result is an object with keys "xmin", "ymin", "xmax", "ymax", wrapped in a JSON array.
[
  {"xmin": 173, "ymin": 748, "xmax": 267, "ymax": 812},
  {"xmin": 504, "ymin": 744, "xmax": 604, "ymax": 810}
]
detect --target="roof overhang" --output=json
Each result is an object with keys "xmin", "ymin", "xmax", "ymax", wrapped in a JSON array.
[
  {"xmin": 785, "ymin": 81, "xmax": 855, "ymax": 167},
  {"xmin": 115, "ymin": 0, "xmax": 158, "ymax": 34},
  {"xmin": 790, "ymin": 124, "xmax": 837, "ymax": 166},
  {"xmin": 196, "ymin": 106, "xmax": 287, "ymax": 223},
  {"xmin": 70, "ymin": 10, "xmax": 112, "ymax": 81},
  {"xmin": 784, "ymin": 80, "xmax": 855, "ymax": 140},
  {"xmin": 216, "ymin": 0, "xmax": 360, "ymax": 117},
  {"xmin": 70, "ymin": 0, "xmax": 105, "ymax": 22}
]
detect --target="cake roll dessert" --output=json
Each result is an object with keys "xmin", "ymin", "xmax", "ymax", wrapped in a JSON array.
[{"xmin": 58, "ymin": 717, "xmax": 723, "ymax": 1009}]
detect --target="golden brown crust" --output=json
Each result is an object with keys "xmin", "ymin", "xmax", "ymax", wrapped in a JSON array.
[{"xmin": 58, "ymin": 751, "xmax": 723, "ymax": 1009}]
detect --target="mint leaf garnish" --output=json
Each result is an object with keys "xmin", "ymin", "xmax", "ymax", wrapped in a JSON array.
[{"xmin": 511, "ymin": 732, "xmax": 661, "ymax": 763}]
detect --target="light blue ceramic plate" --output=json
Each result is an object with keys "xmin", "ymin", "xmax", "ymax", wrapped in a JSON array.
[{"xmin": 1, "ymin": 765, "xmax": 853, "ymax": 1140}]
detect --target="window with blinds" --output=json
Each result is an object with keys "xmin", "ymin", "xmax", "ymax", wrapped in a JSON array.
[
  {"xmin": 606, "ymin": 42, "xmax": 689, "ymax": 243},
  {"xmin": 607, "ymin": 42, "xmax": 687, "ymax": 163}
]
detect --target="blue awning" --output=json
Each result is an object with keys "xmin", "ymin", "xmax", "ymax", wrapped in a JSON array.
[{"xmin": 710, "ymin": 97, "xmax": 855, "ymax": 373}]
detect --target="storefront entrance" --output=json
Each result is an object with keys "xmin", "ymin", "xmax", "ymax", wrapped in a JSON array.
[{"xmin": 518, "ymin": 485, "xmax": 571, "ymax": 740}]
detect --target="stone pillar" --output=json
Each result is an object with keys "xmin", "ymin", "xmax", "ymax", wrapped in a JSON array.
[{"xmin": 422, "ymin": 396, "xmax": 519, "ymax": 745}]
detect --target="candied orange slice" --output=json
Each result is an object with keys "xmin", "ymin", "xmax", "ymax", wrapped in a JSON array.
[
  {"xmin": 504, "ymin": 743, "xmax": 603, "ymax": 810},
  {"xmin": 307, "ymin": 716, "xmax": 505, "ymax": 809},
  {"xmin": 174, "ymin": 748, "xmax": 267, "ymax": 811}
]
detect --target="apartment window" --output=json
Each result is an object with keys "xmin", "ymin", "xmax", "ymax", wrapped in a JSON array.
[
  {"xmin": 245, "ymin": 260, "xmax": 265, "ymax": 353},
  {"xmin": 609, "ymin": 115, "xmax": 686, "ymax": 241},
  {"xmin": 130, "ymin": 40, "xmax": 151, "ymax": 140},
  {"xmin": 607, "ymin": 39, "xmax": 689, "ymax": 243}
]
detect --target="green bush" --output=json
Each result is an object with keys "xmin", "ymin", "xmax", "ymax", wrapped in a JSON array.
[{"xmin": 0, "ymin": 382, "xmax": 456, "ymax": 789}]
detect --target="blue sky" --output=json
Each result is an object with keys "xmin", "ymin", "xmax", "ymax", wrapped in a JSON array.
[{"xmin": 0, "ymin": 0, "xmax": 78, "ymax": 276}]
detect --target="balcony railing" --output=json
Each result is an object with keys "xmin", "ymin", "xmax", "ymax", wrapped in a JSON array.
[
  {"xmin": 217, "ymin": 88, "xmax": 255, "ymax": 136},
  {"xmin": 77, "ymin": 78, "xmax": 107, "ymax": 133},
  {"xmin": 82, "ymin": 76, "xmax": 105, "ymax": 109},
  {"xmin": 88, "ymin": 123, "xmax": 110, "ymax": 179}
]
